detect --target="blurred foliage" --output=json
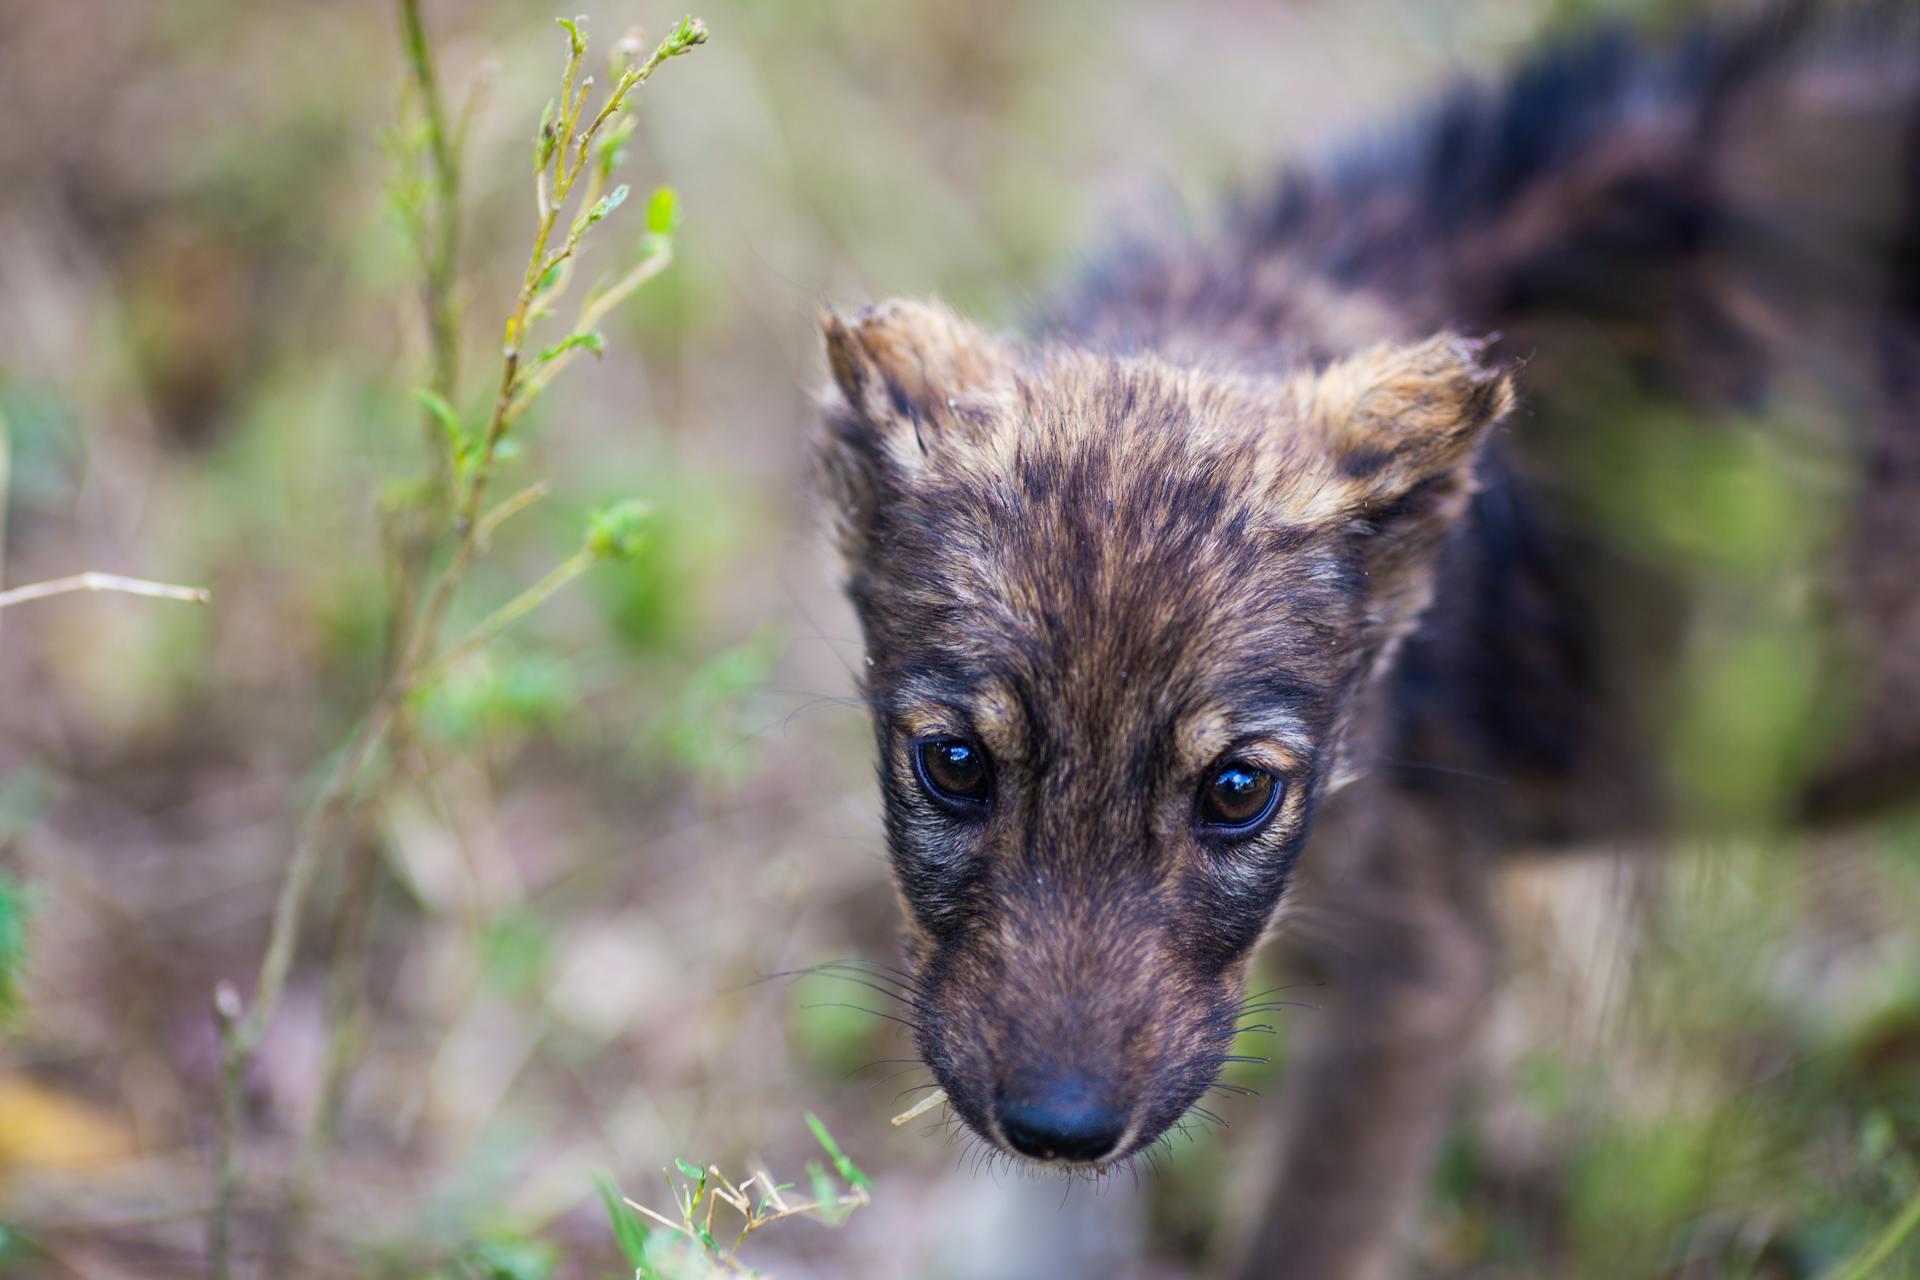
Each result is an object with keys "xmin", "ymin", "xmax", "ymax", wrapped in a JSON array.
[{"xmin": 0, "ymin": 876, "xmax": 20, "ymax": 1025}]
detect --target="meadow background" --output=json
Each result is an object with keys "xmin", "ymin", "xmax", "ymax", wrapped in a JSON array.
[{"xmin": 0, "ymin": 0, "xmax": 1916, "ymax": 1276}]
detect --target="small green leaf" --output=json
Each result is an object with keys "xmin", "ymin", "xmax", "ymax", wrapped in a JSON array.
[
  {"xmin": 595, "ymin": 1173, "xmax": 651, "ymax": 1268},
  {"xmin": 587, "ymin": 499, "xmax": 651, "ymax": 561},
  {"xmin": 673, "ymin": 1157, "xmax": 702, "ymax": 1181},
  {"xmin": 585, "ymin": 184, "xmax": 629, "ymax": 229},
  {"xmin": 805, "ymin": 1159, "xmax": 840, "ymax": 1224},
  {"xmin": 598, "ymin": 116, "xmax": 638, "ymax": 180},
  {"xmin": 697, "ymin": 1229, "xmax": 717, "ymax": 1253},
  {"xmin": 535, "ymin": 261, "xmax": 564, "ymax": 294},
  {"xmin": 644, "ymin": 187, "xmax": 678, "ymax": 237},
  {"xmin": 533, "ymin": 330, "xmax": 606, "ymax": 367},
  {"xmin": 535, "ymin": 98, "xmax": 558, "ymax": 167},
  {"xmin": 556, "ymin": 16, "xmax": 586, "ymax": 55},
  {"xmin": 413, "ymin": 388, "xmax": 470, "ymax": 471}
]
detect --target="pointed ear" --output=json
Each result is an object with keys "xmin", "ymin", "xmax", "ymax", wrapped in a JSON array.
[
  {"xmin": 816, "ymin": 299, "xmax": 1014, "ymax": 555},
  {"xmin": 821, "ymin": 299, "xmax": 1012, "ymax": 445},
  {"xmin": 1295, "ymin": 333, "xmax": 1515, "ymax": 520}
]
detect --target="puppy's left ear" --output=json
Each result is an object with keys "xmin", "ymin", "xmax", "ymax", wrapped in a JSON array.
[
  {"xmin": 1286, "ymin": 334, "xmax": 1517, "ymax": 791},
  {"xmin": 1293, "ymin": 333, "xmax": 1515, "ymax": 525}
]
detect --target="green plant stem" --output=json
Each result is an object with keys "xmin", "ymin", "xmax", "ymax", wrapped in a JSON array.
[
  {"xmin": 0, "ymin": 408, "xmax": 10, "ymax": 616},
  {"xmin": 506, "ymin": 243, "xmax": 672, "ymax": 422},
  {"xmin": 283, "ymin": 1, "xmax": 478, "ymax": 1172},
  {"xmin": 400, "ymin": 0, "xmax": 463, "ymax": 478},
  {"xmin": 412, "ymin": 546, "xmax": 597, "ymax": 688},
  {"xmin": 475, "ymin": 480, "xmax": 551, "ymax": 550},
  {"xmin": 1824, "ymin": 1184, "xmax": 1920, "ymax": 1280},
  {"xmin": 300, "ymin": 816, "xmax": 380, "ymax": 1156},
  {"xmin": 209, "ymin": 680, "xmax": 405, "ymax": 1280},
  {"xmin": 281, "ymin": 3, "xmax": 473, "ymax": 1244}
]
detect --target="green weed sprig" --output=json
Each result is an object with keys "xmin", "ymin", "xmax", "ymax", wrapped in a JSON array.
[
  {"xmin": 206, "ymin": 11, "xmax": 705, "ymax": 1276},
  {"xmin": 607, "ymin": 1115, "xmax": 872, "ymax": 1278}
]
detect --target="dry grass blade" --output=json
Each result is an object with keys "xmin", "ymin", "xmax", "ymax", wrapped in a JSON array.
[
  {"xmin": 890, "ymin": 1088, "xmax": 947, "ymax": 1127},
  {"xmin": 0, "ymin": 572, "xmax": 211, "ymax": 610}
]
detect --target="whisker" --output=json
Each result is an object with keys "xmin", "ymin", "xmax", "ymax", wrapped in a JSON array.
[
  {"xmin": 816, "ymin": 959, "xmax": 928, "ymax": 997},
  {"xmin": 1238, "ymin": 1000, "xmax": 1317, "ymax": 1015},
  {"xmin": 843, "ymin": 1056, "xmax": 923, "ymax": 1078},
  {"xmin": 798, "ymin": 1002, "xmax": 921, "ymax": 1032},
  {"xmin": 800, "ymin": 971, "xmax": 918, "ymax": 1007},
  {"xmin": 814, "ymin": 963, "xmax": 919, "ymax": 993},
  {"xmin": 826, "ymin": 956, "xmax": 920, "ymax": 983},
  {"xmin": 863, "ymin": 1064, "xmax": 932, "ymax": 1087},
  {"xmin": 1238, "ymin": 981, "xmax": 1321, "ymax": 1007},
  {"xmin": 1206, "ymin": 1081, "xmax": 1261, "ymax": 1098},
  {"xmin": 1378, "ymin": 755, "xmax": 1510, "ymax": 785},
  {"xmin": 894, "ymin": 1081, "xmax": 943, "ymax": 1100},
  {"xmin": 810, "ymin": 959, "xmax": 921, "ymax": 990}
]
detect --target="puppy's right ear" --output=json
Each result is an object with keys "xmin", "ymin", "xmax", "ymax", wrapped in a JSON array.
[
  {"xmin": 818, "ymin": 299, "xmax": 1014, "ymax": 544},
  {"xmin": 821, "ymin": 299, "xmax": 1012, "ymax": 463}
]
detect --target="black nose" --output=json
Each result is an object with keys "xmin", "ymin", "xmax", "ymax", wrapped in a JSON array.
[{"xmin": 996, "ymin": 1086, "xmax": 1128, "ymax": 1163}]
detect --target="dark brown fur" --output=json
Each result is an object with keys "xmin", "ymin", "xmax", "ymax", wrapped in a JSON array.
[{"xmin": 818, "ymin": 8, "xmax": 1920, "ymax": 1275}]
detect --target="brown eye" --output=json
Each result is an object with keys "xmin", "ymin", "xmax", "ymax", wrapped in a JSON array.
[
  {"xmin": 1198, "ymin": 762, "xmax": 1280, "ymax": 832},
  {"xmin": 915, "ymin": 736, "xmax": 991, "ymax": 810}
]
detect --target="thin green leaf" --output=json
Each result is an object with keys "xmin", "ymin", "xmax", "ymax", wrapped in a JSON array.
[
  {"xmin": 755, "ymin": 1181, "xmax": 796, "ymax": 1217},
  {"xmin": 414, "ymin": 388, "xmax": 470, "ymax": 469},
  {"xmin": 413, "ymin": 387, "xmax": 462, "ymax": 438},
  {"xmin": 533, "ymin": 330, "xmax": 606, "ymax": 367},
  {"xmin": 0, "ymin": 871, "xmax": 27, "ymax": 1020},
  {"xmin": 598, "ymin": 116, "xmax": 638, "ymax": 180},
  {"xmin": 536, "ymin": 98, "xmax": 558, "ymax": 167},
  {"xmin": 586, "ymin": 184, "xmax": 629, "ymax": 227},
  {"xmin": 594, "ymin": 1173, "xmax": 651, "ymax": 1269},
  {"xmin": 804, "ymin": 1112, "xmax": 872, "ymax": 1190}
]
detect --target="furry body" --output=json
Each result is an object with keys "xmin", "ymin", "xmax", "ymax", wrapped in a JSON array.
[{"xmin": 819, "ymin": 9, "xmax": 1920, "ymax": 1275}]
